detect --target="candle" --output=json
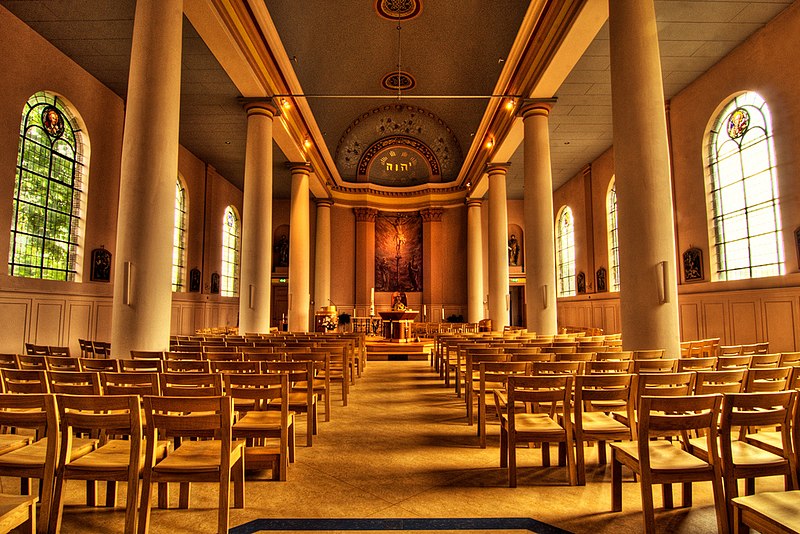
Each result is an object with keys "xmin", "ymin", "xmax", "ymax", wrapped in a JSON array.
[
  {"xmin": 370, "ymin": 287, "xmax": 375, "ymax": 307},
  {"xmin": 441, "ymin": 307, "xmax": 445, "ymax": 321},
  {"xmin": 423, "ymin": 304, "xmax": 427, "ymax": 319}
]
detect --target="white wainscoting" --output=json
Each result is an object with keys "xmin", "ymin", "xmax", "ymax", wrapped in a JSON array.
[
  {"xmin": 0, "ymin": 289, "xmax": 239, "ymax": 355},
  {"xmin": 557, "ymin": 285, "xmax": 800, "ymax": 351}
]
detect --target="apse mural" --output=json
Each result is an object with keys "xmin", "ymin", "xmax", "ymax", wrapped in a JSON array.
[{"xmin": 375, "ymin": 212, "xmax": 423, "ymax": 293}]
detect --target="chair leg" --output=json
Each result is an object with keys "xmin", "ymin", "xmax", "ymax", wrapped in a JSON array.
[
  {"xmin": 682, "ymin": 481, "xmax": 692, "ymax": 507},
  {"xmin": 508, "ymin": 434, "xmax": 517, "ymax": 488},
  {"xmin": 289, "ymin": 420, "xmax": 296, "ymax": 463},
  {"xmin": 662, "ymin": 483, "xmax": 674, "ymax": 509},
  {"xmin": 86, "ymin": 481, "xmax": 97, "ymax": 507},
  {"xmin": 500, "ymin": 426, "xmax": 508, "ymax": 468},
  {"xmin": 124, "ymin": 476, "xmax": 140, "ymax": 534},
  {"xmin": 233, "ymin": 457, "xmax": 245, "ymax": 508},
  {"xmin": 157, "ymin": 483, "xmax": 168, "ymax": 509},
  {"xmin": 640, "ymin": 481, "xmax": 657, "ymax": 534},
  {"xmin": 565, "ymin": 438, "xmax": 577, "ymax": 486},
  {"xmin": 575, "ymin": 436, "xmax": 586, "ymax": 486},
  {"xmin": 712, "ymin": 473, "xmax": 730, "ymax": 534},
  {"xmin": 611, "ymin": 452, "xmax": 622, "ymax": 512},
  {"xmin": 597, "ymin": 441, "xmax": 607, "ymax": 465},
  {"xmin": 137, "ymin": 480, "xmax": 152, "ymax": 534},
  {"xmin": 106, "ymin": 481, "xmax": 117, "ymax": 507},
  {"xmin": 178, "ymin": 483, "xmax": 190, "ymax": 509},
  {"xmin": 218, "ymin": 467, "xmax": 231, "ymax": 534},
  {"xmin": 541, "ymin": 442, "xmax": 551, "ymax": 467},
  {"xmin": 48, "ymin": 471, "xmax": 66, "ymax": 534}
]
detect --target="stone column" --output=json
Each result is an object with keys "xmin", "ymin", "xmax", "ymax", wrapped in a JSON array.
[
  {"xmin": 354, "ymin": 208, "xmax": 377, "ymax": 317},
  {"xmin": 487, "ymin": 163, "xmax": 511, "ymax": 331},
  {"xmin": 421, "ymin": 208, "xmax": 444, "ymax": 322},
  {"xmin": 609, "ymin": 0, "xmax": 681, "ymax": 356},
  {"xmin": 288, "ymin": 163, "xmax": 312, "ymax": 332},
  {"xmin": 521, "ymin": 102, "xmax": 558, "ymax": 336},
  {"xmin": 314, "ymin": 199, "xmax": 333, "ymax": 314},
  {"xmin": 238, "ymin": 101, "xmax": 278, "ymax": 335},
  {"xmin": 466, "ymin": 199, "xmax": 484, "ymax": 324},
  {"xmin": 111, "ymin": 0, "xmax": 183, "ymax": 358}
]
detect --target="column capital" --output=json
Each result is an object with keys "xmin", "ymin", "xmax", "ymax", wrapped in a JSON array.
[
  {"xmin": 239, "ymin": 98, "xmax": 280, "ymax": 118},
  {"xmin": 353, "ymin": 207, "xmax": 378, "ymax": 222},
  {"xmin": 287, "ymin": 162, "xmax": 313, "ymax": 175},
  {"xmin": 519, "ymin": 99, "xmax": 556, "ymax": 119},
  {"xmin": 486, "ymin": 162, "xmax": 511, "ymax": 177},
  {"xmin": 420, "ymin": 207, "xmax": 444, "ymax": 222},
  {"xmin": 466, "ymin": 198, "xmax": 483, "ymax": 209},
  {"xmin": 315, "ymin": 198, "xmax": 334, "ymax": 209}
]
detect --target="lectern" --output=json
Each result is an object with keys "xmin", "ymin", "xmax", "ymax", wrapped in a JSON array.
[{"xmin": 378, "ymin": 310, "xmax": 418, "ymax": 342}]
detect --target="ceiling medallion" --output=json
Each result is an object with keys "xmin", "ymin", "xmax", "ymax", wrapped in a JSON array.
[
  {"xmin": 375, "ymin": 0, "xmax": 422, "ymax": 21},
  {"xmin": 381, "ymin": 70, "xmax": 416, "ymax": 91}
]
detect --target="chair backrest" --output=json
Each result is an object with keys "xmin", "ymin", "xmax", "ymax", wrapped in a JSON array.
[
  {"xmin": 719, "ymin": 345, "xmax": 744, "ymax": 356},
  {"xmin": 47, "ymin": 346, "xmax": 71, "ymax": 357},
  {"xmin": 574, "ymin": 373, "xmax": 635, "ymax": 430},
  {"xmin": 0, "ymin": 354, "xmax": 17, "ymax": 370},
  {"xmin": 504, "ymin": 347, "xmax": 542, "ymax": 356},
  {"xmin": 130, "ymin": 350, "xmax": 164, "ymax": 360},
  {"xmin": 47, "ymin": 370, "xmax": 102, "ymax": 395},
  {"xmin": 16, "ymin": 354, "xmax": 47, "ymax": 370},
  {"xmin": 100, "ymin": 372, "xmax": 161, "ymax": 397},
  {"xmin": 744, "ymin": 366, "xmax": 792, "ymax": 393},
  {"xmin": 594, "ymin": 350, "xmax": 633, "ymax": 361},
  {"xmin": 204, "ymin": 351, "xmax": 244, "ymax": 362},
  {"xmin": 531, "ymin": 361, "xmax": 583, "ymax": 375},
  {"xmin": 242, "ymin": 352, "xmax": 284, "ymax": 362},
  {"xmin": 506, "ymin": 374, "xmax": 573, "ymax": 423},
  {"xmin": 164, "ymin": 360, "xmax": 211, "ymax": 373},
  {"xmin": 584, "ymin": 360, "xmax": 633, "ymax": 374},
  {"xmin": 719, "ymin": 391, "xmax": 795, "ymax": 450},
  {"xmin": 749, "ymin": 353, "xmax": 780, "ymax": 369},
  {"xmin": 79, "ymin": 358, "xmax": 120, "ymax": 373},
  {"xmin": 223, "ymin": 373, "xmax": 288, "ymax": 412},
  {"xmin": 45, "ymin": 356, "xmax": 80, "ymax": 371},
  {"xmin": 741, "ymin": 342, "xmax": 769, "ymax": 355},
  {"xmin": 77, "ymin": 339, "xmax": 92, "ymax": 358},
  {"xmin": 779, "ymin": 352, "xmax": 800, "ymax": 367},
  {"xmin": 555, "ymin": 352, "xmax": 595, "ymax": 362},
  {"xmin": 210, "ymin": 360, "xmax": 261, "ymax": 374},
  {"xmin": 92, "ymin": 341, "xmax": 112, "ymax": 358},
  {"xmin": 717, "ymin": 354, "xmax": 752, "ymax": 370},
  {"xmin": 509, "ymin": 352, "xmax": 553, "ymax": 363},
  {"xmin": 1, "ymin": 368, "xmax": 50, "ymax": 393},
  {"xmin": 160, "ymin": 372, "xmax": 223, "ymax": 396},
  {"xmin": 547, "ymin": 345, "xmax": 578, "ymax": 354},
  {"xmin": 478, "ymin": 361, "xmax": 531, "ymax": 394},
  {"xmin": 677, "ymin": 356, "xmax": 717, "ymax": 372},
  {"xmin": 202, "ymin": 346, "xmax": 237, "ymax": 353},
  {"xmin": 164, "ymin": 351, "xmax": 203, "ymax": 361},
  {"xmin": 693, "ymin": 369, "xmax": 746, "ymax": 395},
  {"xmin": 633, "ymin": 358, "xmax": 678, "ymax": 374},
  {"xmin": 143, "ymin": 394, "xmax": 233, "ymax": 444},
  {"xmin": 119, "ymin": 359, "xmax": 164, "ymax": 373},
  {"xmin": 25, "ymin": 343, "xmax": 49, "ymax": 355},
  {"xmin": 632, "ymin": 349, "xmax": 665, "ymax": 360},
  {"xmin": 635, "ymin": 372, "xmax": 695, "ymax": 410}
]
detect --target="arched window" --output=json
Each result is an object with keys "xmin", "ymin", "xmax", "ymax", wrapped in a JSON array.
[
  {"xmin": 171, "ymin": 177, "xmax": 187, "ymax": 292},
  {"xmin": 9, "ymin": 92, "xmax": 87, "ymax": 280},
  {"xmin": 221, "ymin": 206, "xmax": 240, "ymax": 297},
  {"xmin": 706, "ymin": 92, "xmax": 783, "ymax": 280},
  {"xmin": 556, "ymin": 206, "xmax": 575, "ymax": 297},
  {"xmin": 606, "ymin": 178, "xmax": 620, "ymax": 292}
]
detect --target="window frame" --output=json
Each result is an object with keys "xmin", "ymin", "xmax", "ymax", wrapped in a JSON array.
[
  {"xmin": 555, "ymin": 205, "xmax": 576, "ymax": 297},
  {"xmin": 171, "ymin": 177, "xmax": 188, "ymax": 292},
  {"xmin": 606, "ymin": 178, "xmax": 620, "ymax": 292},
  {"xmin": 221, "ymin": 206, "xmax": 240, "ymax": 297}
]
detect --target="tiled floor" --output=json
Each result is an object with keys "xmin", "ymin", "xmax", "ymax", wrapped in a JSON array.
[{"xmin": 48, "ymin": 359, "xmax": 783, "ymax": 533}]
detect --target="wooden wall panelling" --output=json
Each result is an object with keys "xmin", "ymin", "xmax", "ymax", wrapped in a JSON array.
[
  {"xmin": 0, "ymin": 299, "xmax": 31, "ymax": 354},
  {"xmin": 730, "ymin": 300, "xmax": 761, "ymax": 345},
  {"xmin": 679, "ymin": 301, "xmax": 701, "ymax": 341},
  {"xmin": 33, "ymin": 300, "xmax": 65, "ymax": 346},
  {"xmin": 602, "ymin": 303, "xmax": 619, "ymax": 334},
  {"xmin": 94, "ymin": 303, "xmax": 113, "ymax": 342},
  {"xmin": 171, "ymin": 304, "xmax": 182, "ymax": 336},
  {"xmin": 702, "ymin": 301, "xmax": 728, "ymax": 344},
  {"xmin": 762, "ymin": 297, "xmax": 798, "ymax": 352},
  {"xmin": 66, "ymin": 301, "xmax": 93, "ymax": 357}
]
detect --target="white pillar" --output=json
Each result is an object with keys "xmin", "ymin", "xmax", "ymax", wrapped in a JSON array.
[
  {"xmin": 487, "ymin": 163, "xmax": 510, "ymax": 331},
  {"xmin": 609, "ymin": 0, "xmax": 681, "ymax": 357},
  {"xmin": 522, "ymin": 102, "xmax": 558, "ymax": 336},
  {"xmin": 238, "ymin": 101, "xmax": 277, "ymax": 335},
  {"xmin": 314, "ymin": 199, "xmax": 332, "ymax": 313},
  {"xmin": 288, "ymin": 163, "xmax": 312, "ymax": 332},
  {"xmin": 111, "ymin": 0, "xmax": 183, "ymax": 357},
  {"xmin": 466, "ymin": 199, "xmax": 484, "ymax": 323}
]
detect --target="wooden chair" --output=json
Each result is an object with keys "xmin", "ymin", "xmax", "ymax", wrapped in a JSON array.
[
  {"xmin": 288, "ymin": 353, "xmax": 331, "ymax": 422},
  {"xmin": 24, "ymin": 344, "xmax": 48, "ymax": 356},
  {"xmin": 572, "ymin": 373, "xmax": 635, "ymax": 485},
  {"xmin": 223, "ymin": 373, "xmax": 291, "ymax": 480},
  {"xmin": 1, "ymin": 369, "xmax": 49, "ymax": 394},
  {"xmin": 718, "ymin": 355, "xmax": 753, "ymax": 370},
  {"xmin": 0, "ymin": 393, "xmax": 61, "ymax": 533},
  {"xmin": 45, "ymin": 347, "xmax": 70, "ymax": 357},
  {"xmin": 118, "ymin": 359, "xmax": 164, "ymax": 373},
  {"xmin": 79, "ymin": 358, "xmax": 120, "ymax": 373},
  {"xmin": 499, "ymin": 374, "xmax": 577, "ymax": 487},
  {"xmin": 51, "ymin": 394, "xmax": 167, "ymax": 534},
  {"xmin": 677, "ymin": 356, "xmax": 717, "ymax": 372},
  {"xmin": 313, "ymin": 345, "xmax": 349, "ymax": 406},
  {"xmin": 732, "ymin": 490, "xmax": 800, "ymax": 534},
  {"xmin": 632, "ymin": 349, "xmax": 665, "ymax": 360},
  {"xmin": 0, "ymin": 494, "xmax": 38, "ymax": 533},
  {"xmin": 77, "ymin": 339, "xmax": 92, "ymax": 358},
  {"xmin": 633, "ymin": 358, "xmax": 678, "ymax": 374},
  {"xmin": 0, "ymin": 354, "xmax": 17, "ymax": 370},
  {"xmin": 720, "ymin": 345, "xmax": 745, "ymax": 356},
  {"xmin": 465, "ymin": 353, "xmax": 508, "ymax": 425},
  {"xmin": 702, "ymin": 391, "xmax": 798, "ymax": 527},
  {"xmin": 744, "ymin": 367, "xmax": 792, "ymax": 393},
  {"xmin": 262, "ymin": 361, "xmax": 317, "ymax": 449},
  {"xmin": 43, "ymin": 356, "xmax": 79, "ymax": 372},
  {"xmin": 584, "ymin": 360, "xmax": 633, "ymax": 374},
  {"xmin": 46, "ymin": 371, "xmax": 102, "ymax": 396},
  {"xmin": 694, "ymin": 369, "xmax": 747, "ymax": 396},
  {"xmin": 91, "ymin": 341, "xmax": 112, "ymax": 359},
  {"xmin": 204, "ymin": 351, "xmax": 244, "ymax": 362},
  {"xmin": 476, "ymin": 361, "xmax": 530, "ymax": 448},
  {"xmin": 750, "ymin": 354, "xmax": 781, "ymax": 369},
  {"xmin": 159, "ymin": 373, "xmax": 222, "ymax": 397},
  {"xmin": 610, "ymin": 394, "xmax": 728, "ymax": 534},
  {"xmin": 139, "ymin": 395, "xmax": 244, "ymax": 534},
  {"xmin": 615, "ymin": 372, "xmax": 696, "ymax": 438},
  {"xmin": 778, "ymin": 352, "xmax": 800, "ymax": 367},
  {"xmin": 595, "ymin": 350, "xmax": 633, "ymax": 361},
  {"xmin": 163, "ymin": 351, "xmax": 203, "ymax": 361},
  {"xmin": 531, "ymin": 361, "xmax": 583, "ymax": 375},
  {"xmin": 100, "ymin": 372, "xmax": 161, "ymax": 397},
  {"xmin": 554, "ymin": 352, "xmax": 595, "ymax": 362}
]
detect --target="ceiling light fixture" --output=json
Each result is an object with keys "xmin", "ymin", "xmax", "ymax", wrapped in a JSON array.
[
  {"xmin": 281, "ymin": 98, "xmax": 291, "ymax": 110},
  {"xmin": 505, "ymin": 99, "xmax": 516, "ymax": 111},
  {"xmin": 303, "ymin": 137, "xmax": 312, "ymax": 149},
  {"xmin": 486, "ymin": 138, "xmax": 494, "ymax": 149}
]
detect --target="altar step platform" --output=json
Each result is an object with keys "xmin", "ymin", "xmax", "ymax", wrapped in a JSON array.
[{"xmin": 366, "ymin": 340, "xmax": 433, "ymax": 361}]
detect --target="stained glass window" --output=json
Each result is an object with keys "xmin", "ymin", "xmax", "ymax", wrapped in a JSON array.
[
  {"xmin": 171, "ymin": 178, "xmax": 187, "ymax": 291},
  {"xmin": 556, "ymin": 206, "xmax": 575, "ymax": 297},
  {"xmin": 706, "ymin": 92, "xmax": 783, "ymax": 280},
  {"xmin": 606, "ymin": 179, "xmax": 620, "ymax": 292},
  {"xmin": 9, "ymin": 92, "xmax": 86, "ymax": 281},
  {"xmin": 221, "ymin": 206, "xmax": 240, "ymax": 297}
]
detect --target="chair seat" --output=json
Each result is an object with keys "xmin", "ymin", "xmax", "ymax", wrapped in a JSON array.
[
  {"xmin": 506, "ymin": 413, "xmax": 564, "ymax": 437},
  {"xmin": 612, "ymin": 440, "xmax": 710, "ymax": 471},
  {"xmin": 745, "ymin": 430, "xmax": 782, "ymax": 453},
  {"xmin": 154, "ymin": 440, "xmax": 244, "ymax": 473},
  {"xmin": 689, "ymin": 436, "xmax": 787, "ymax": 467},
  {"xmin": 0, "ymin": 434, "xmax": 30, "ymax": 455},
  {"xmin": 234, "ymin": 411, "xmax": 294, "ymax": 431},
  {"xmin": 286, "ymin": 392, "xmax": 315, "ymax": 406},
  {"xmin": 732, "ymin": 490, "xmax": 800, "ymax": 532},
  {"xmin": 579, "ymin": 411, "xmax": 630, "ymax": 433},
  {"xmin": 0, "ymin": 437, "xmax": 96, "ymax": 466},
  {"xmin": 68, "ymin": 439, "xmax": 169, "ymax": 471}
]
